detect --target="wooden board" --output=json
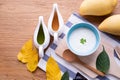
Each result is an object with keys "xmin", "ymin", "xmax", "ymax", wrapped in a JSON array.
[{"xmin": 56, "ymin": 32, "xmax": 120, "ymax": 78}]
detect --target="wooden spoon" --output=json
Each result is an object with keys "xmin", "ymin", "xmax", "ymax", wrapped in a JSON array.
[
  {"xmin": 63, "ymin": 49, "xmax": 105, "ymax": 77},
  {"xmin": 115, "ymin": 45, "xmax": 120, "ymax": 59}
]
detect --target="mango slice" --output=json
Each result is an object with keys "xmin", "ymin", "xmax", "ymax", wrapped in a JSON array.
[
  {"xmin": 79, "ymin": 0, "xmax": 118, "ymax": 16},
  {"xmin": 98, "ymin": 15, "xmax": 120, "ymax": 36}
]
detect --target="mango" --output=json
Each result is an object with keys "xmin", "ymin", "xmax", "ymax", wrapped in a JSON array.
[
  {"xmin": 98, "ymin": 15, "xmax": 120, "ymax": 36},
  {"xmin": 79, "ymin": 0, "xmax": 118, "ymax": 16}
]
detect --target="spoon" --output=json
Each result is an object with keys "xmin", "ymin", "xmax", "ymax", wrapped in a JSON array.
[
  {"xmin": 115, "ymin": 45, "xmax": 120, "ymax": 59},
  {"xmin": 63, "ymin": 49, "xmax": 105, "ymax": 77}
]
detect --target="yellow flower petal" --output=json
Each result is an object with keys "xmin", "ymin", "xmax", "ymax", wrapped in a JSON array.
[{"xmin": 46, "ymin": 56, "xmax": 61, "ymax": 80}]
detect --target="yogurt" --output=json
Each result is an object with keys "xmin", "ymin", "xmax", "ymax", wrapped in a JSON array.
[{"xmin": 69, "ymin": 27, "xmax": 97, "ymax": 55}]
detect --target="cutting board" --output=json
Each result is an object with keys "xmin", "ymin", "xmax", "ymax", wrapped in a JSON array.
[{"xmin": 55, "ymin": 31, "xmax": 120, "ymax": 78}]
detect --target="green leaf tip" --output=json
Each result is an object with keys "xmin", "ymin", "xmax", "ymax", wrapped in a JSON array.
[
  {"xmin": 61, "ymin": 71, "xmax": 69, "ymax": 80},
  {"xmin": 96, "ymin": 46, "xmax": 110, "ymax": 74}
]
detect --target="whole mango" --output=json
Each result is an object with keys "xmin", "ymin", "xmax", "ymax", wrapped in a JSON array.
[
  {"xmin": 79, "ymin": 0, "xmax": 118, "ymax": 16},
  {"xmin": 98, "ymin": 15, "xmax": 120, "ymax": 36}
]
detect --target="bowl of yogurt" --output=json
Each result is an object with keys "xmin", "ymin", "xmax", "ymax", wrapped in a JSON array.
[{"xmin": 66, "ymin": 23, "xmax": 100, "ymax": 56}]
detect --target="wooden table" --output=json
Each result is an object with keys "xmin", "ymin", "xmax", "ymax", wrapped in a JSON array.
[{"xmin": 0, "ymin": 0, "xmax": 120, "ymax": 80}]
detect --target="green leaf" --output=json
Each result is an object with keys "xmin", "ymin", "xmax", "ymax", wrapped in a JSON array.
[
  {"xmin": 61, "ymin": 71, "xmax": 69, "ymax": 80},
  {"xmin": 96, "ymin": 46, "xmax": 110, "ymax": 74},
  {"xmin": 80, "ymin": 38, "xmax": 86, "ymax": 44}
]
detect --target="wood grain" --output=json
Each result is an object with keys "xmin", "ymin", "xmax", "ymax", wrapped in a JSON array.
[{"xmin": 0, "ymin": 0, "xmax": 120, "ymax": 80}]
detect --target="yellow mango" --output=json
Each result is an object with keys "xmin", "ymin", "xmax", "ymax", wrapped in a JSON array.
[
  {"xmin": 79, "ymin": 0, "xmax": 118, "ymax": 16},
  {"xmin": 99, "ymin": 15, "xmax": 120, "ymax": 36}
]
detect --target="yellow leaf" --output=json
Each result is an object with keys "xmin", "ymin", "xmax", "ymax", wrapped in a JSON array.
[
  {"xmin": 17, "ymin": 39, "xmax": 39, "ymax": 72},
  {"xmin": 17, "ymin": 52, "xmax": 23, "ymax": 61},
  {"xmin": 46, "ymin": 56, "xmax": 61, "ymax": 80},
  {"xmin": 22, "ymin": 48, "xmax": 38, "ymax": 63},
  {"xmin": 20, "ymin": 39, "xmax": 33, "ymax": 53},
  {"xmin": 26, "ymin": 53, "xmax": 38, "ymax": 72}
]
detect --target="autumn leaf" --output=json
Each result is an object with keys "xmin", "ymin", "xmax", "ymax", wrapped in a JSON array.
[
  {"xmin": 17, "ymin": 39, "xmax": 39, "ymax": 72},
  {"xmin": 46, "ymin": 56, "xmax": 62, "ymax": 80},
  {"xmin": 26, "ymin": 53, "xmax": 38, "ymax": 72}
]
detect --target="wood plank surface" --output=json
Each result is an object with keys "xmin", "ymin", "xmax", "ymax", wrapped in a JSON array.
[{"xmin": 0, "ymin": 0, "xmax": 120, "ymax": 80}]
